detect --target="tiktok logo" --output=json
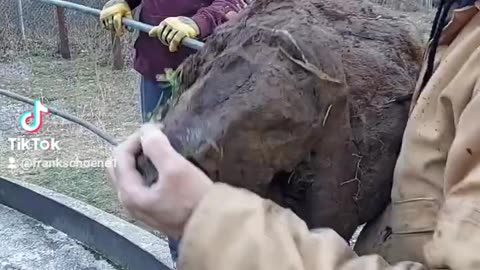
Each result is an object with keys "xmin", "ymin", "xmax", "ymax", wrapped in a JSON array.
[{"xmin": 19, "ymin": 100, "xmax": 50, "ymax": 134}]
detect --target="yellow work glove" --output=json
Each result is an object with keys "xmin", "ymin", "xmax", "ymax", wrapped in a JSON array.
[
  {"xmin": 149, "ymin": 17, "xmax": 200, "ymax": 53},
  {"xmin": 100, "ymin": 0, "xmax": 132, "ymax": 37}
]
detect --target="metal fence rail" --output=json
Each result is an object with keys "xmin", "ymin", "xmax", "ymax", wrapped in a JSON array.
[
  {"xmin": 1, "ymin": 0, "xmax": 203, "ymax": 57},
  {"xmin": 1, "ymin": 0, "xmax": 103, "ymax": 39},
  {"xmin": 0, "ymin": 0, "xmax": 434, "ymax": 72},
  {"xmin": 39, "ymin": 0, "xmax": 204, "ymax": 51}
]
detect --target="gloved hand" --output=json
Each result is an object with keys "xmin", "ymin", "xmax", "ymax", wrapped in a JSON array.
[
  {"xmin": 149, "ymin": 17, "xmax": 200, "ymax": 53},
  {"xmin": 100, "ymin": 0, "xmax": 133, "ymax": 37}
]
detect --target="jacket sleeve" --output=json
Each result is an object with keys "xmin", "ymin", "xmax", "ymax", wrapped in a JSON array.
[
  {"xmin": 192, "ymin": 0, "xmax": 249, "ymax": 38},
  {"xmin": 179, "ymin": 183, "xmax": 425, "ymax": 270},
  {"xmin": 423, "ymin": 74, "xmax": 480, "ymax": 269},
  {"xmin": 125, "ymin": 0, "xmax": 141, "ymax": 10}
]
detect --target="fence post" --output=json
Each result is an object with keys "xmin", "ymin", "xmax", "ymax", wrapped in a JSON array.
[
  {"xmin": 56, "ymin": 6, "xmax": 71, "ymax": 59},
  {"xmin": 111, "ymin": 32, "xmax": 124, "ymax": 70},
  {"xmin": 17, "ymin": 0, "xmax": 26, "ymax": 40}
]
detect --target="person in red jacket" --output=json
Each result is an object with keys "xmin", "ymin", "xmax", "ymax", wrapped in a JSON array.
[
  {"xmin": 100, "ymin": 0, "xmax": 249, "ymax": 122},
  {"xmin": 99, "ymin": 0, "xmax": 249, "ymax": 266}
]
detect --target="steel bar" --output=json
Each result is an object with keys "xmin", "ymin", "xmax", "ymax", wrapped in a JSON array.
[
  {"xmin": 0, "ymin": 89, "xmax": 118, "ymax": 146},
  {"xmin": 39, "ymin": 0, "xmax": 205, "ymax": 51}
]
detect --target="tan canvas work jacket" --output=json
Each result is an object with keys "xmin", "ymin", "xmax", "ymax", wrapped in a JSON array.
[{"xmin": 178, "ymin": 4, "xmax": 480, "ymax": 270}]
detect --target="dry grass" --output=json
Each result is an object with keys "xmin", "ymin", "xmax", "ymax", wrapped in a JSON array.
[
  {"xmin": 0, "ymin": 3, "xmax": 141, "ymax": 220},
  {"xmin": 0, "ymin": 52, "xmax": 140, "ymax": 220}
]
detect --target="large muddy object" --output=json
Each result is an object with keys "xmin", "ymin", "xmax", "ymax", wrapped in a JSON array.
[{"xmin": 163, "ymin": 0, "xmax": 423, "ymax": 239}]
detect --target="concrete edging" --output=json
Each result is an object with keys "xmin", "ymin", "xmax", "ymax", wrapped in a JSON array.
[{"xmin": 0, "ymin": 176, "xmax": 173, "ymax": 270}]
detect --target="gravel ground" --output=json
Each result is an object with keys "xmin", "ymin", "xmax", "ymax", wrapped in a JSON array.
[
  {"xmin": 0, "ymin": 204, "xmax": 119, "ymax": 270},
  {"xmin": 0, "ymin": 62, "xmax": 32, "ymax": 140}
]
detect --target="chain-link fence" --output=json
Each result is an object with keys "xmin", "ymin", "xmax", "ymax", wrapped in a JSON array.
[
  {"xmin": 0, "ymin": 0, "xmax": 434, "ymax": 62},
  {"xmin": 2, "ymin": 0, "xmax": 102, "ymax": 37},
  {"xmin": 0, "ymin": 0, "xmax": 135, "ymax": 64}
]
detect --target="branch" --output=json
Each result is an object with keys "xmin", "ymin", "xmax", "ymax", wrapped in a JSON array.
[
  {"xmin": 340, "ymin": 153, "xmax": 363, "ymax": 201},
  {"xmin": 0, "ymin": 89, "xmax": 118, "ymax": 146},
  {"xmin": 385, "ymin": 93, "xmax": 413, "ymax": 105}
]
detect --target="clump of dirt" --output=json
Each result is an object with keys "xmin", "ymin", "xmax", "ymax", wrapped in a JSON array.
[{"xmin": 162, "ymin": 0, "xmax": 423, "ymax": 239}]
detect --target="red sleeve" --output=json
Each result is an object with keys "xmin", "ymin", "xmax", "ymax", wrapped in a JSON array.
[{"xmin": 192, "ymin": 0, "xmax": 249, "ymax": 38}]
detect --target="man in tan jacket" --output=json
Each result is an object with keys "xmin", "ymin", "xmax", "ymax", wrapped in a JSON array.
[{"xmin": 107, "ymin": 1, "xmax": 480, "ymax": 269}]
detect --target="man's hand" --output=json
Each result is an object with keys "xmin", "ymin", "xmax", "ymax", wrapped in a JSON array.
[
  {"xmin": 107, "ymin": 124, "xmax": 213, "ymax": 239},
  {"xmin": 100, "ymin": 0, "xmax": 133, "ymax": 37},
  {"xmin": 149, "ymin": 17, "xmax": 200, "ymax": 53}
]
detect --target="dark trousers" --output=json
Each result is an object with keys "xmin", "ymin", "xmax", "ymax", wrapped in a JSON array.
[
  {"xmin": 140, "ymin": 77, "xmax": 172, "ymax": 122},
  {"xmin": 140, "ymin": 77, "xmax": 179, "ymax": 264}
]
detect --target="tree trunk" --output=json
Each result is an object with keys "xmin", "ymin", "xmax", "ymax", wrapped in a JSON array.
[
  {"xmin": 56, "ymin": 6, "xmax": 71, "ymax": 59},
  {"xmin": 111, "ymin": 32, "xmax": 124, "ymax": 70}
]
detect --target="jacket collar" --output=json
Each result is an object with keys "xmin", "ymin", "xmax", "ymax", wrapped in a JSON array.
[{"xmin": 439, "ymin": 2, "xmax": 479, "ymax": 45}]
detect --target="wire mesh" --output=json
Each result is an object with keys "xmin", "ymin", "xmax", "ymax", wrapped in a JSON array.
[{"xmin": 0, "ymin": 0, "xmax": 135, "ymax": 63}]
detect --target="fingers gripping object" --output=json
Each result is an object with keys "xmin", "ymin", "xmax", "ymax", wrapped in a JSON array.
[
  {"xmin": 136, "ymin": 154, "xmax": 159, "ymax": 187},
  {"xmin": 149, "ymin": 17, "xmax": 200, "ymax": 52},
  {"xmin": 136, "ymin": 136, "xmax": 207, "ymax": 187},
  {"xmin": 100, "ymin": 0, "xmax": 133, "ymax": 37},
  {"xmin": 135, "ymin": 125, "xmax": 179, "ymax": 187},
  {"xmin": 39, "ymin": 0, "xmax": 205, "ymax": 51}
]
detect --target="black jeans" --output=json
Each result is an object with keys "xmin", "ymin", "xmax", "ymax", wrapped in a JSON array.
[
  {"xmin": 139, "ymin": 77, "xmax": 179, "ymax": 264},
  {"xmin": 140, "ymin": 77, "xmax": 172, "ymax": 122},
  {"xmin": 458, "ymin": 0, "xmax": 476, "ymax": 8}
]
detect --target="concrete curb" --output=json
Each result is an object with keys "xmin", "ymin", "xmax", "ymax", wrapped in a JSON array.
[{"xmin": 0, "ymin": 176, "xmax": 173, "ymax": 269}]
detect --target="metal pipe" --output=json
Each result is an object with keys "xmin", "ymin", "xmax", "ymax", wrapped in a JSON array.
[
  {"xmin": 0, "ymin": 89, "xmax": 118, "ymax": 146},
  {"xmin": 39, "ymin": 0, "xmax": 205, "ymax": 51}
]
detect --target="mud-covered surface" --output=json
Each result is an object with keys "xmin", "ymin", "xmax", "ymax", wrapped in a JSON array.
[
  {"xmin": 162, "ymin": 0, "xmax": 423, "ymax": 239},
  {"xmin": 0, "ymin": 204, "xmax": 119, "ymax": 270}
]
